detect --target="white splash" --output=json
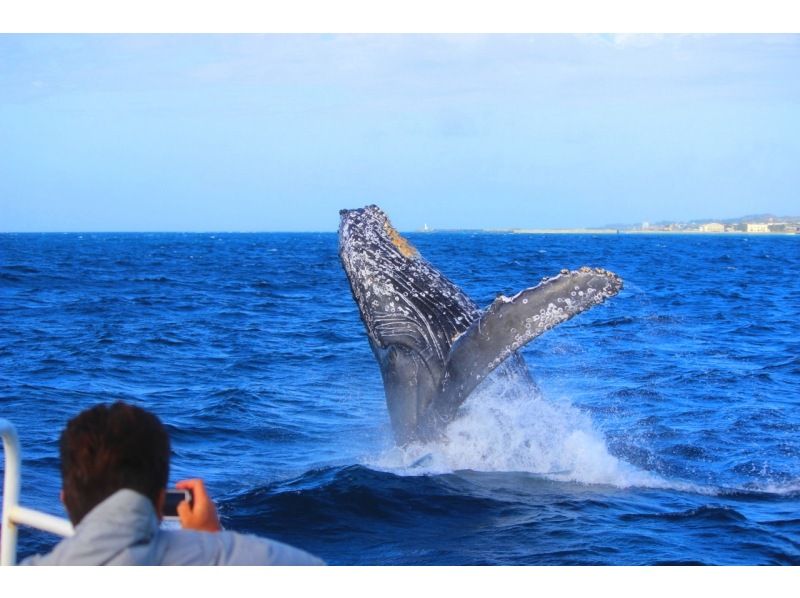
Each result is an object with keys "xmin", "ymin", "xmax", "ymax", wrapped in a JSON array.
[{"xmin": 368, "ymin": 376, "xmax": 669, "ymax": 489}]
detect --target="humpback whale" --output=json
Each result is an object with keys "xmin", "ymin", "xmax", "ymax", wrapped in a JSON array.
[{"xmin": 338, "ymin": 205, "xmax": 622, "ymax": 444}]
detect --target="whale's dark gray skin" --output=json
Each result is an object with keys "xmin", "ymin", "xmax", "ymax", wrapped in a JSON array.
[{"xmin": 338, "ymin": 205, "xmax": 623, "ymax": 444}]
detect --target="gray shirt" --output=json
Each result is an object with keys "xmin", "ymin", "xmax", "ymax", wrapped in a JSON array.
[{"xmin": 22, "ymin": 489, "xmax": 324, "ymax": 565}]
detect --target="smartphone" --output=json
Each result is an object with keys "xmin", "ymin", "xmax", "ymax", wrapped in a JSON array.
[{"xmin": 163, "ymin": 488, "xmax": 193, "ymax": 520}]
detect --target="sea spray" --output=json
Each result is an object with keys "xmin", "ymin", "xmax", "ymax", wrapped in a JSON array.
[{"xmin": 369, "ymin": 375, "xmax": 667, "ymax": 489}]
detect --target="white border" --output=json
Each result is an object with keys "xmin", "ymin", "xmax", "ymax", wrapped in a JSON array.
[
  {"xmin": 1, "ymin": 565, "xmax": 797, "ymax": 598},
  {"xmin": 1, "ymin": 0, "xmax": 799, "ymax": 33}
]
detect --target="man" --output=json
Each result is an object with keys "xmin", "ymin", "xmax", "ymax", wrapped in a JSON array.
[{"xmin": 23, "ymin": 401, "xmax": 323, "ymax": 565}]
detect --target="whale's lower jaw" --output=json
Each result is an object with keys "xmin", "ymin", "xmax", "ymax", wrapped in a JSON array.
[{"xmin": 338, "ymin": 205, "xmax": 623, "ymax": 444}]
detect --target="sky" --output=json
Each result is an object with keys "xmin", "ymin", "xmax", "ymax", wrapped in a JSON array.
[{"xmin": 1, "ymin": 33, "xmax": 799, "ymax": 232}]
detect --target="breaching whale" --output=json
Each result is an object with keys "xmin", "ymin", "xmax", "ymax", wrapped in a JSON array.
[{"xmin": 338, "ymin": 205, "xmax": 622, "ymax": 444}]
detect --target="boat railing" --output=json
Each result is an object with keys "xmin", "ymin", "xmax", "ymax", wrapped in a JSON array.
[{"xmin": 1, "ymin": 418, "xmax": 74, "ymax": 566}]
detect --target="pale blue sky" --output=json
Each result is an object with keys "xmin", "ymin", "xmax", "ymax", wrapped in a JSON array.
[{"xmin": 1, "ymin": 34, "xmax": 798, "ymax": 232}]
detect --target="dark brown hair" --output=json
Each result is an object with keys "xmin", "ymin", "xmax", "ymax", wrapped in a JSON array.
[{"xmin": 59, "ymin": 401, "xmax": 170, "ymax": 525}]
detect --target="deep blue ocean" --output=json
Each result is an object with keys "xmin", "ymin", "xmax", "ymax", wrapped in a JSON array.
[{"xmin": 1, "ymin": 231, "xmax": 799, "ymax": 565}]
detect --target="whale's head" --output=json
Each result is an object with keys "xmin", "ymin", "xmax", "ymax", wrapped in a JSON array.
[
  {"xmin": 338, "ymin": 205, "xmax": 475, "ymax": 353},
  {"xmin": 339, "ymin": 205, "xmax": 417, "ymax": 351},
  {"xmin": 339, "ymin": 204, "xmax": 419, "ymax": 259},
  {"xmin": 338, "ymin": 205, "xmax": 419, "ymax": 284},
  {"xmin": 338, "ymin": 205, "xmax": 477, "ymax": 442}
]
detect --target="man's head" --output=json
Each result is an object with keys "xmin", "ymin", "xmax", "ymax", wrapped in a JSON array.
[{"xmin": 59, "ymin": 401, "xmax": 170, "ymax": 525}]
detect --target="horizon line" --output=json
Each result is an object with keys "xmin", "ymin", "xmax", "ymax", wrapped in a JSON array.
[{"xmin": 4, "ymin": 228, "xmax": 800, "ymax": 235}]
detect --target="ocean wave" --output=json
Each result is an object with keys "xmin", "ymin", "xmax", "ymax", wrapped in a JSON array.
[
  {"xmin": 0, "ymin": 272, "xmax": 23, "ymax": 282},
  {"xmin": 147, "ymin": 335, "xmax": 188, "ymax": 346},
  {"xmin": 620, "ymin": 504, "xmax": 747, "ymax": 523},
  {"xmin": 130, "ymin": 275, "xmax": 172, "ymax": 283}
]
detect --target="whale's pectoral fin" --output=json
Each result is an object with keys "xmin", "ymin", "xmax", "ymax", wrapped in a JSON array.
[{"xmin": 434, "ymin": 267, "xmax": 623, "ymax": 419}]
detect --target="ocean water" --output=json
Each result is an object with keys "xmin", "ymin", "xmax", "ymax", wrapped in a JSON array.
[{"xmin": 1, "ymin": 231, "xmax": 799, "ymax": 565}]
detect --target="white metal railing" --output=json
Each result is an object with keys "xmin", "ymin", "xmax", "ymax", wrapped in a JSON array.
[{"xmin": 1, "ymin": 418, "xmax": 74, "ymax": 566}]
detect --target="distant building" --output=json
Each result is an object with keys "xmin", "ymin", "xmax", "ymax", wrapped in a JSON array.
[
  {"xmin": 746, "ymin": 223, "xmax": 770, "ymax": 233},
  {"xmin": 700, "ymin": 222, "xmax": 725, "ymax": 233}
]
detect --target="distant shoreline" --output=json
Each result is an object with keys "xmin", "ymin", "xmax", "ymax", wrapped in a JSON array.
[
  {"xmin": 413, "ymin": 228, "xmax": 800, "ymax": 236},
  {"xmin": 506, "ymin": 229, "xmax": 800, "ymax": 235}
]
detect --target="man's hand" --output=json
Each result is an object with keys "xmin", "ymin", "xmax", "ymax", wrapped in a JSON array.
[{"xmin": 175, "ymin": 478, "xmax": 223, "ymax": 532}]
